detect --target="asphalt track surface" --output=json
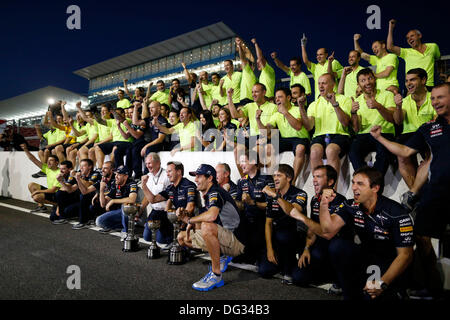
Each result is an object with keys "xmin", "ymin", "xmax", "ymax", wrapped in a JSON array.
[{"xmin": 0, "ymin": 197, "xmax": 340, "ymax": 301}]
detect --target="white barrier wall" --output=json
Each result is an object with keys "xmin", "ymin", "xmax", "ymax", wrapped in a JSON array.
[{"xmin": 0, "ymin": 150, "xmax": 409, "ymax": 207}]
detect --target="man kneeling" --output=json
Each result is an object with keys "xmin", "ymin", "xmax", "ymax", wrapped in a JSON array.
[{"xmin": 177, "ymin": 164, "xmax": 247, "ymax": 292}]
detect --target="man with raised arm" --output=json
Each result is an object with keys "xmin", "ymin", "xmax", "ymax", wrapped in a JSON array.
[
  {"xmin": 318, "ymin": 166, "xmax": 414, "ymax": 300},
  {"xmin": 235, "ymin": 37, "xmax": 257, "ymax": 105},
  {"xmin": 251, "ymin": 38, "xmax": 276, "ymax": 99},
  {"xmin": 370, "ymin": 83, "xmax": 450, "ymax": 299},
  {"xmin": 337, "ymin": 50, "xmax": 365, "ymax": 98},
  {"xmin": 300, "ymin": 73, "xmax": 352, "ymax": 177},
  {"xmin": 271, "ymin": 52, "xmax": 311, "ymax": 97},
  {"xmin": 354, "ymin": 34, "xmax": 399, "ymax": 94},
  {"xmin": 387, "ymin": 19, "xmax": 440, "ymax": 88},
  {"xmin": 301, "ymin": 34, "xmax": 343, "ymax": 99}
]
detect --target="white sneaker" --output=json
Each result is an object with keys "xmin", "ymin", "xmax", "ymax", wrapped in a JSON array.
[{"xmin": 192, "ymin": 271, "xmax": 224, "ymax": 292}]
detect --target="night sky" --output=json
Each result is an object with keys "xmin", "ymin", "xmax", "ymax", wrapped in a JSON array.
[{"xmin": 1, "ymin": 0, "xmax": 449, "ymax": 100}]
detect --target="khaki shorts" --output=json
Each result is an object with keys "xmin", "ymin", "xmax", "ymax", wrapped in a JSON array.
[{"xmin": 189, "ymin": 224, "xmax": 245, "ymax": 257}]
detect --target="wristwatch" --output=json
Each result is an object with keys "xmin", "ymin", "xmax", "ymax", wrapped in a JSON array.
[
  {"xmin": 332, "ymin": 102, "xmax": 339, "ymax": 108},
  {"xmin": 379, "ymin": 280, "xmax": 388, "ymax": 290}
]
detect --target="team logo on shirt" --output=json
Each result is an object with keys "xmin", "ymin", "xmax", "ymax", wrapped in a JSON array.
[{"xmin": 400, "ymin": 226, "xmax": 413, "ymax": 233}]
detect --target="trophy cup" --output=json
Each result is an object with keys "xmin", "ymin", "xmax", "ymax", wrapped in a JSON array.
[
  {"xmin": 166, "ymin": 209, "xmax": 185, "ymax": 265},
  {"xmin": 122, "ymin": 204, "xmax": 140, "ymax": 252},
  {"xmin": 147, "ymin": 220, "xmax": 161, "ymax": 259}
]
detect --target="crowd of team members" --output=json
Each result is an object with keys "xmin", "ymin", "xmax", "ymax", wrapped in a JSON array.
[{"xmin": 19, "ymin": 19, "xmax": 450, "ymax": 299}]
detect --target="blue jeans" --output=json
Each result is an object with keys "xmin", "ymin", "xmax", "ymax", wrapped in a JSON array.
[{"xmin": 95, "ymin": 208, "xmax": 124, "ymax": 230}]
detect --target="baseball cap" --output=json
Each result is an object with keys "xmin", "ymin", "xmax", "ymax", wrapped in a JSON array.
[
  {"xmin": 115, "ymin": 165, "xmax": 130, "ymax": 175},
  {"xmin": 189, "ymin": 164, "xmax": 216, "ymax": 180}
]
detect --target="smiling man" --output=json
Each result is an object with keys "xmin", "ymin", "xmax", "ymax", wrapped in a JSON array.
[
  {"xmin": 387, "ymin": 19, "xmax": 440, "ymax": 87},
  {"xmin": 393, "ymin": 68, "xmax": 436, "ymax": 191},
  {"xmin": 348, "ymin": 68, "xmax": 396, "ymax": 176},
  {"xmin": 318, "ymin": 166, "xmax": 414, "ymax": 300},
  {"xmin": 370, "ymin": 83, "xmax": 450, "ymax": 299},
  {"xmin": 176, "ymin": 164, "xmax": 246, "ymax": 292}
]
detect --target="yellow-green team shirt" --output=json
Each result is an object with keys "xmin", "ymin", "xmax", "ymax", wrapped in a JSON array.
[
  {"xmin": 209, "ymin": 83, "xmax": 227, "ymax": 106},
  {"xmin": 240, "ymin": 64, "xmax": 257, "ymax": 101},
  {"xmin": 355, "ymin": 90, "xmax": 396, "ymax": 134},
  {"xmin": 308, "ymin": 60, "xmax": 343, "ymax": 99},
  {"xmin": 399, "ymin": 43, "xmax": 440, "ymax": 86},
  {"xmin": 201, "ymin": 82, "xmax": 214, "ymax": 108},
  {"xmin": 369, "ymin": 54, "xmax": 399, "ymax": 91},
  {"xmin": 260, "ymin": 63, "xmax": 276, "ymax": 98},
  {"xmin": 94, "ymin": 119, "xmax": 113, "ymax": 141},
  {"xmin": 172, "ymin": 121, "xmax": 199, "ymax": 151},
  {"xmin": 111, "ymin": 119, "xmax": 134, "ymax": 142},
  {"xmin": 117, "ymin": 98, "xmax": 131, "ymax": 109},
  {"xmin": 343, "ymin": 66, "xmax": 365, "ymax": 98},
  {"xmin": 401, "ymin": 92, "xmax": 436, "ymax": 134},
  {"xmin": 85, "ymin": 122, "xmax": 99, "ymax": 143},
  {"xmin": 41, "ymin": 163, "xmax": 61, "ymax": 189},
  {"xmin": 288, "ymin": 70, "xmax": 312, "ymax": 96},
  {"xmin": 267, "ymin": 105, "xmax": 310, "ymax": 139},
  {"xmin": 307, "ymin": 94, "xmax": 352, "ymax": 137},
  {"xmin": 241, "ymin": 101, "xmax": 278, "ymax": 136},
  {"xmin": 73, "ymin": 121, "xmax": 88, "ymax": 143},
  {"xmin": 222, "ymin": 72, "xmax": 242, "ymax": 104},
  {"xmin": 150, "ymin": 89, "xmax": 170, "ymax": 106},
  {"xmin": 43, "ymin": 130, "xmax": 59, "ymax": 145}
]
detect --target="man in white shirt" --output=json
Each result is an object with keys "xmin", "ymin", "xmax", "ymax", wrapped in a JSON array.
[{"xmin": 141, "ymin": 152, "xmax": 172, "ymax": 245}]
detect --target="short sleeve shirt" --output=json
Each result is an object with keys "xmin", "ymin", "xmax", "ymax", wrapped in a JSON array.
[
  {"xmin": 240, "ymin": 64, "xmax": 257, "ymax": 101},
  {"xmin": 222, "ymin": 72, "xmax": 242, "ymax": 104},
  {"xmin": 105, "ymin": 179, "xmax": 138, "ymax": 211},
  {"xmin": 150, "ymin": 89, "xmax": 170, "ymax": 105},
  {"xmin": 307, "ymin": 94, "xmax": 352, "ymax": 137},
  {"xmin": 117, "ymin": 98, "xmax": 131, "ymax": 109},
  {"xmin": 260, "ymin": 63, "xmax": 276, "ymax": 98},
  {"xmin": 267, "ymin": 105, "xmax": 310, "ymax": 139},
  {"xmin": 399, "ymin": 43, "xmax": 440, "ymax": 86},
  {"xmin": 369, "ymin": 54, "xmax": 399, "ymax": 91},
  {"xmin": 334, "ymin": 197, "xmax": 414, "ymax": 261},
  {"xmin": 401, "ymin": 92, "xmax": 436, "ymax": 134},
  {"xmin": 355, "ymin": 90, "xmax": 396, "ymax": 134},
  {"xmin": 309, "ymin": 60, "xmax": 343, "ymax": 98},
  {"xmin": 171, "ymin": 121, "xmax": 199, "ymax": 151},
  {"xmin": 266, "ymin": 186, "xmax": 307, "ymax": 231},
  {"xmin": 159, "ymin": 177, "xmax": 198, "ymax": 210},
  {"xmin": 343, "ymin": 65, "xmax": 364, "ymax": 98},
  {"xmin": 288, "ymin": 70, "xmax": 312, "ymax": 96},
  {"xmin": 241, "ymin": 101, "xmax": 278, "ymax": 136},
  {"xmin": 41, "ymin": 163, "xmax": 61, "ymax": 189}
]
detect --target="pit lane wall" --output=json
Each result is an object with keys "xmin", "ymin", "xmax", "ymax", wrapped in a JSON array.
[
  {"xmin": 1, "ymin": 150, "xmax": 449, "ymax": 289},
  {"xmin": 0, "ymin": 150, "xmax": 408, "ymax": 207}
]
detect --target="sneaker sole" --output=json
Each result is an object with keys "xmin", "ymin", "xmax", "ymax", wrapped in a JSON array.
[{"xmin": 192, "ymin": 279, "xmax": 224, "ymax": 292}]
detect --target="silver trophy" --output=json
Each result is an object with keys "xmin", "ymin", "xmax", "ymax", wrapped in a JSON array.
[
  {"xmin": 147, "ymin": 220, "xmax": 161, "ymax": 259},
  {"xmin": 122, "ymin": 204, "xmax": 140, "ymax": 252},
  {"xmin": 166, "ymin": 209, "xmax": 185, "ymax": 265}
]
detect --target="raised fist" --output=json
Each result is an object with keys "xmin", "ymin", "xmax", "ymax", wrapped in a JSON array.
[
  {"xmin": 354, "ymin": 34, "xmax": 361, "ymax": 41},
  {"xmin": 389, "ymin": 19, "xmax": 396, "ymax": 27},
  {"xmin": 251, "ymin": 38, "xmax": 256, "ymax": 44},
  {"xmin": 394, "ymin": 93, "xmax": 403, "ymax": 107},
  {"xmin": 270, "ymin": 52, "xmax": 277, "ymax": 59}
]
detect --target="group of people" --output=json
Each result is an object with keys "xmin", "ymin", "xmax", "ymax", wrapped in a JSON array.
[{"xmin": 17, "ymin": 19, "xmax": 450, "ymax": 299}]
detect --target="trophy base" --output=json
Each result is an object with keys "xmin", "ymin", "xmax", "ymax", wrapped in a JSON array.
[
  {"xmin": 122, "ymin": 238, "xmax": 140, "ymax": 252},
  {"xmin": 147, "ymin": 247, "xmax": 161, "ymax": 259},
  {"xmin": 167, "ymin": 249, "xmax": 185, "ymax": 265}
]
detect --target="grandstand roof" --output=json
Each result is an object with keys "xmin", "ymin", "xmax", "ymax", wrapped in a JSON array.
[
  {"xmin": 73, "ymin": 22, "xmax": 237, "ymax": 80},
  {"xmin": 0, "ymin": 86, "xmax": 89, "ymax": 121}
]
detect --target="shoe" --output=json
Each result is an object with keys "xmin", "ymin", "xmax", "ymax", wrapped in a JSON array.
[
  {"xmin": 31, "ymin": 206, "xmax": 48, "ymax": 213},
  {"xmin": 220, "ymin": 255, "xmax": 233, "ymax": 273},
  {"xmin": 192, "ymin": 271, "xmax": 224, "ymax": 292},
  {"xmin": 407, "ymin": 288, "xmax": 434, "ymax": 300},
  {"xmin": 87, "ymin": 220, "xmax": 96, "ymax": 226},
  {"xmin": 400, "ymin": 191, "xmax": 418, "ymax": 212},
  {"xmin": 72, "ymin": 223, "xmax": 87, "ymax": 230},
  {"xmin": 327, "ymin": 283, "xmax": 343, "ymax": 295},
  {"xmin": 52, "ymin": 219, "xmax": 67, "ymax": 225},
  {"xmin": 99, "ymin": 228, "xmax": 112, "ymax": 234},
  {"xmin": 32, "ymin": 171, "xmax": 46, "ymax": 178},
  {"xmin": 281, "ymin": 274, "xmax": 293, "ymax": 285},
  {"xmin": 157, "ymin": 242, "xmax": 173, "ymax": 250}
]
